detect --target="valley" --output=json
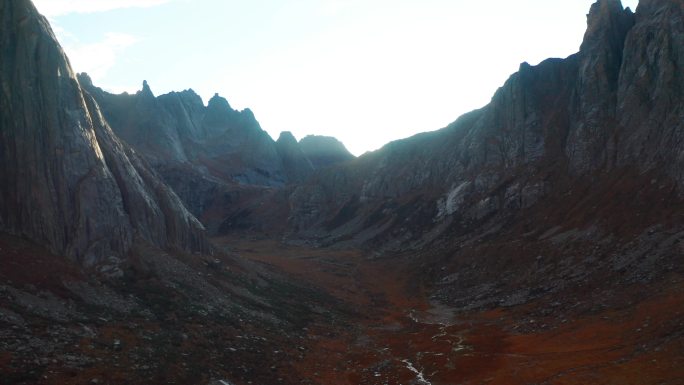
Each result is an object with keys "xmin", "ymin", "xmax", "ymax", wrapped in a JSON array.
[
  {"xmin": 1, "ymin": 0, "xmax": 683, "ymax": 383},
  {"xmin": 216, "ymin": 237, "xmax": 684, "ymax": 384},
  {"xmin": 3, "ymin": 231, "xmax": 682, "ymax": 385}
]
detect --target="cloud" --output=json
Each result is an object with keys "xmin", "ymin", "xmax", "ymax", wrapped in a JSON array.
[
  {"xmin": 33, "ymin": 0, "xmax": 172, "ymax": 17},
  {"xmin": 63, "ymin": 33, "xmax": 139, "ymax": 82}
]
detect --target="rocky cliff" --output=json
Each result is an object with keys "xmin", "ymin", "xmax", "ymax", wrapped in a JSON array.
[
  {"xmin": 0, "ymin": 0, "xmax": 210, "ymax": 265},
  {"xmin": 285, "ymin": 0, "xmax": 683, "ymax": 249}
]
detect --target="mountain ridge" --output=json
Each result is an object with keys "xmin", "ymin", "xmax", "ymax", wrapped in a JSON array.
[{"xmin": 278, "ymin": 0, "xmax": 683, "ymax": 251}]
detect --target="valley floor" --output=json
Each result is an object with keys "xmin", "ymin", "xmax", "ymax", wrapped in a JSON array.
[
  {"xmin": 1, "ymin": 234, "xmax": 683, "ymax": 385},
  {"xmin": 218, "ymin": 236, "xmax": 684, "ymax": 385}
]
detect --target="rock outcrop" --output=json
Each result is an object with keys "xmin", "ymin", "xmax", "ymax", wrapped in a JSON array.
[
  {"xmin": 298, "ymin": 135, "xmax": 355, "ymax": 169},
  {"xmin": 0, "ymin": 0, "xmax": 210, "ymax": 265}
]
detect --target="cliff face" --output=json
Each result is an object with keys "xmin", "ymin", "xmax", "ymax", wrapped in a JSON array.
[
  {"xmin": 285, "ymin": 0, "xmax": 684, "ymax": 249},
  {"xmin": 0, "ymin": 0, "xmax": 209, "ymax": 265},
  {"xmin": 615, "ymin": 0, "xmax": 684, "ymax": 176},
  {"xmin": 566, "ymin": 0, "xmax": 636, "ymax": 172}
]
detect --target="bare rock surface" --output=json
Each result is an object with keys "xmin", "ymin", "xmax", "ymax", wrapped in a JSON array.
[{"xmin": 0, "ymin": 0, "xmax": 209, "ymax": 265}]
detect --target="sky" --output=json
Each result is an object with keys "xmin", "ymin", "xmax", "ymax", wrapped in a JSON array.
[{"xmin": 33, "ymin": 0, "xmax": 640, "ymax": 156}]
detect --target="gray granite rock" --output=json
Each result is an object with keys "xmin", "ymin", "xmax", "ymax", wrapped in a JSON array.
[{"xmin": 0, "ymin": 0, "xmax": 210, "ymax": 265}]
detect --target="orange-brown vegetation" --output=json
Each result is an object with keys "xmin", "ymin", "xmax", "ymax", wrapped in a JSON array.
[{"xmin": 221, "ymin": 237, "xmax": 684, "ymax": 385}]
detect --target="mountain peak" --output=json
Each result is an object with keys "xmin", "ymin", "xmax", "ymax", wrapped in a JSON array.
[
  {"xmin": 78, "ymin": 72, "xmax": 94, "ymax": 87},
  {"xmin": 140, "ymin": 79, "xmax": 155, "ymax": 98},
  {"xmin": 275, "ymin": 131, "xmax": 313, "ymax": 182},
  {"xmin": 299, "ymin": 135, "xmax": 355, "ymax": 169},
  {"xmin": 208, "ymin": 93, "xmax": 232, "ymax": 111},
  {"xmin": 277, "ymin": 131, "xmax": 298, "ymax": 145},
  {"xmin": 581, "ymin": 0, "xmax": 635, "ymax": 53}
]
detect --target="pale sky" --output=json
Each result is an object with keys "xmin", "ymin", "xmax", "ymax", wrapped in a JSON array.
[{"xmin": 34, "ymin": 0, "xmax": 640, "ymax": 155}]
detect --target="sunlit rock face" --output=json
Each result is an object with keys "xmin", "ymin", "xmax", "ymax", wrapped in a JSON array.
[{"xmin": 0, "ymin": 0, "xmax": 210, "ymax": 265}]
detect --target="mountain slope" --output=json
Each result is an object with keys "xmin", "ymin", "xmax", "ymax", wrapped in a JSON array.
[
  {"xmin": 0, "ymin": 0, "xmax": 209, "ymax": 265},
  {"xmin": 285, "ymin": 0, "xmax": 683, "ymax": 250},
  {"xmin": 0, "ymin": 4, "xmax": 338, "ymax": 385}
]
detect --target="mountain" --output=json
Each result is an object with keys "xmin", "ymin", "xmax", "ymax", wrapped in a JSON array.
[
  {"xmin": 0, "ymin": 0, "xmax": 210, "ymax": 266},
  {"xmin": 2, "ymin": 0, "xmax": 684, "ymax": 384},
  {"xmin": 79, "ymin": 76, "xmax": 290, "ymax": 187},
  {"xmin": 298, "ymin": 135, "xmax": 355, "ymax": 168},
  {"xmin": 285, "ymin": 0, "xmax": 683, "ymax": 250},
  {"xmin": 0, "ymin": 3, "xmax": 336, "ymax": 384},
  {"xmin": 80, "ymin": 77, "xmax": 356, "ymax": 189},
  {"xmin": 79, "ymin": 77, "xmax": 356, "ymax": 228}
]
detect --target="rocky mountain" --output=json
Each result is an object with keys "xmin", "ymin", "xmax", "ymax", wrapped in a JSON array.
[
  {"xmin": 285, "ymin": 0, "xmax": 683, "ymax": 250},
  {"xmin": 79, "ymin": 76, "xmax": 289, "ymax": 187},
  {"xmin": 0, "ymin": 0, "xmax": 210, "ymax": 266},
  {"xmin": 2, "ymin": 0, "xmax": 684, "ymax": 384},
  {"xmin": 81, "ymin": 77, "xmax": 356, "ymax": 190},
  {"xmin": 0, "ymin": 3, "xmax": 337, "ymax": 384},
  {"xmin": 298, "ymin": 135, "xmax": 355, "ymax": 168},
  {"xmin": 79, "ymin": 78, "xmax": 357, "ymax": 227}
]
